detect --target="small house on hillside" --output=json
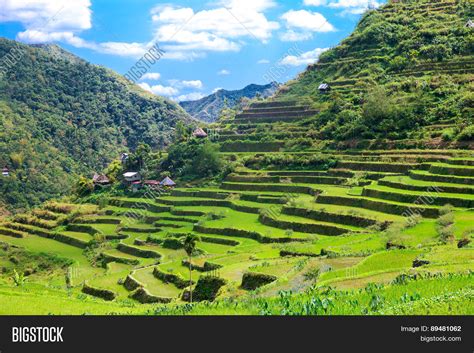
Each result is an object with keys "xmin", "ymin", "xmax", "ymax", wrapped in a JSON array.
[
  {"xmin": 318, "ymin": 83, "xmax": 331, "ymax": 93},
  {"xmin": 192, "ymin": 127, "xmax": 208, "ymax": 138},
  {"xmin": 160, "ymin": 176, "xmax": 176, "ymax": 188},
  {"xmin": 2, "ymin": 166, "xmax": 9, "ymax": 177},
  {"xmin": 466, "ymin": 19, "xmax": 474, "ymax": 28},
  {"xmin": 92, "ymin": 173, "xmax": 111, "ymax": 186},
  {"xmin": 123, "ymin": 172, "xmax": 141, "ymax": 182}
]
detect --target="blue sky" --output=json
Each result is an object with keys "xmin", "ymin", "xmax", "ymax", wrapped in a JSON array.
[{"xmin": 0, "ymin": 0, "xmax": 386, "ymax": 101}]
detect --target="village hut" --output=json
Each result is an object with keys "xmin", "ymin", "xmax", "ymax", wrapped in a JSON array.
[{"xmin": 192, "ymin": 127, "xmax": 208, "ymax": 138}]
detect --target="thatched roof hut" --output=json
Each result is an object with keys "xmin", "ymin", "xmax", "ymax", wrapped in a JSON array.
[
  {"xmin": 192, "ymin": 127, "xmax": 208, "ymax": 138},
  {"xmin": 92, "ymin": 173, "xmax": 111, "ymax": 185},
  {"xmin": 160, "ymin": 176, "xmax": 176, "ymax": 187}
]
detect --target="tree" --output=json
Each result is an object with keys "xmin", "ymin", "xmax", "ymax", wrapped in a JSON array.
[
  {"xmin": 181, "ymin": 233, "xmax": 200, "ymax": 303},
  {"xmin": 175, "ymin": 121, "xmax": 188, "ymax": 142},
  {"xmin": 161, "ymin": 139, "xmax": 223, "ymax": 180},
  {"xmin": 75, "ymin": 176, "xmax": 94, "ymax": 196},
  {"xmin": 104, "ymin": 159, "xmax": 123, "ymax": 183},
  {"xmin": 190, "ymin": 141, "xmax": 222, "ymax": 178}
]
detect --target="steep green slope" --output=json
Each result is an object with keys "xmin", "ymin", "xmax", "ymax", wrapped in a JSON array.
[
  {"xmin": 0, "ymin": 38, "xmax": 192, "ymax": 211},
  {"xmin": 180, "ymin": 82, "xmax": 279, "ymax": 122},
  {"xmin": 275, "ymin": 0, "xmax": 473, "ymax": 142}
]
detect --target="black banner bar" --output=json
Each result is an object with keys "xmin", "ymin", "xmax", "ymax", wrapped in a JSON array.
[{"xmin": 0, "ymin": 316, "xmax": 471, "ymax": 353}]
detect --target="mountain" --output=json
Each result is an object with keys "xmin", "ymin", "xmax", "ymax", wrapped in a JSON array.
[
  {"xmin": 272, "ymin": 0, "xmax": 473, "ymax": 142},
  {"xmin": 180, "ymin": 82, "xmax": 279, "ymax": 122},
  {"xmin": 0, "ymin": 38, "xmax": 192, "ymax": 211}
]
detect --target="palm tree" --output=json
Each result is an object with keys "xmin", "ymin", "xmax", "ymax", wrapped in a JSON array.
[{"xmin": 182, "ymin": 233, "xmax": 200, "ymax": 303}]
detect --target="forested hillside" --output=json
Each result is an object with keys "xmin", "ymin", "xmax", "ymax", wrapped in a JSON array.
[
  {"xmin": 0, "ymin": 38, "xmax": 191, "ymax": 212},
  {"xmin": 275, "ymin": 0, "xmax": 473, "ymax": 142},
  {"xmin": 180, "ymin": 82, "xmax": 279, "ymax": 122}
]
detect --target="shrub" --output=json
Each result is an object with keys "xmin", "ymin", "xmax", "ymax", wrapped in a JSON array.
[
  {"xmin": 457, "ymin": 125, "xmax": 474, "ymax": 141},
  {"xmin": 303, "ymin": 266, "xmax": 320, "ymax": 282}
]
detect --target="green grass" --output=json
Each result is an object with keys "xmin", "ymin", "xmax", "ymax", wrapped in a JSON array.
[
  {"xmin": 60, "ymin": 231, "xmax": 93, "ymax": 242},
  {"xmin": 132, "ymin": 267, "xmax": 182, "ymax": 298},
  {"xmin": 318, "ymin": 249, "xmax": 423, "ymax": 285}
]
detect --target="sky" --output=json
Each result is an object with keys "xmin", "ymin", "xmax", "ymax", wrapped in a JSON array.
[{"xmin": 0, "ymin": 0, "xmax": 386, "ymax": 102}]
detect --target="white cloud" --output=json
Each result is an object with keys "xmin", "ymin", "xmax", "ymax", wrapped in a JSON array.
[
  {"xmin": 281, "ymin": 10, "xmax": 334, "ymax": 32},
  {"xmin": 0, "ymin": 0, "xmax": 92, "ymax": 32},
  {"xmin": 258, "ymin": 59, "xmax": 270, "ymax": 64},
  {"xmin": 279, "ymin": 47, "xmax": 328, "ymax": 66},
  {"xmin": 180, "ymin": 80, "xmax": 203, "ymax": 89},
  {"xmin": 279, "ymin": 10, "xmax": 334, "ymax": 42},
  {"xmin": 212, "ymin": 87, "xmax": 223, "ymax": 93},
  {"xmin": 141, "ymin": 72, "xmax": 161, "ymax": 81},
  {"xmin": 138, "ymin": 78, "xmax": 205, "ymax": 99},
  {"xmin": 169, "ymin": 79, "xmax": 203, "ymax": 89},
  {"xmin": 1, "ymin": 0, "xmax": 155, "ymax": 58},
  {"xmin": 2, "ymin": 0, "xmax": 95, "ymax": 48},
  {"xmin": 175, "ymin": 92, "xmax": 205, "ymax": 102},
  {"xmin": 218, "ymin": 69, "xmax": 230, "ymax": 75},
  {"xmin": 138, "ymin": 82, "xmax": 179, "ymax": 96},
  {"xmin": 96, "ymin": 42, "xmax": 150, "ymax": 57},
  {"xmin": 151, "ymin": 1, "xmax": 279, "ymax": 59}
]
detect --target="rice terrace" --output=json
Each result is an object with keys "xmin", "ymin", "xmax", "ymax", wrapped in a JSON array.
[{"xmin": 0, "ymin": 0, "xmax": 473, "ymax": 317}]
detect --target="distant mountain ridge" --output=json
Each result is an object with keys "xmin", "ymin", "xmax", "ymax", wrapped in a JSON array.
[{"xmin": 180, "ymin": 82, "xmax": 279, "ymax": 122}]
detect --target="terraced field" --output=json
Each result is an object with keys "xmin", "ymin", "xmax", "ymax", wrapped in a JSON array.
[{"xmin": 1, "ymin": 144, "xmax": 472, "ymax": 309}]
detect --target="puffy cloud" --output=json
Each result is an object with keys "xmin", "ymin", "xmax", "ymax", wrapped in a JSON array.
[
  {"xmin": 138, "ymin": 82, "xmax": 179, "ymax": 96},
  {"xmin": 140, "ymin": 72, "xmax": 161, "ymax": 81},
  {"xmin": 0, "ymin": 0, "xmax": 92, "ymax": 32},
  {"xmin": 279, "ymin": 9, "xmax": 334, "ymax": 42},
  {"xmin": 151, "ymin": 1, "xmax": 279, "ymax": 59},
  {"xmin": 168, "ymin": 79, "xmax": 203, "ymax": 89},
  {"xmin": 2, "ymin": 0, "xmax": 94, "ymax": 47},
  {"xmin": 180, "ymin": 80, "xmax": 203, "ymax": 89},
  {"xmin": 96, "ymin": 42, "xmax": 149, "ymax": 57},
  {"xmin": 1, "ymin": 0, "xmax": 155, "ymax": 58},
  {"xmin": 175, "ymin": 92, "xmax": 205, "ymax": 102},
  {"xmin": 138, "ymin": 78, "xmax": 205, "ymax": 100},
  {"xmin": 218, "ymin": 69, "xmax": 230, "ymax": 75},
  {"xmin": 281, "ymin": 10, "xmax": 334, "ymax": 32},
  {"xmin": 279, "ymin": 47, "xmax": 328, "ymax": 66}
]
